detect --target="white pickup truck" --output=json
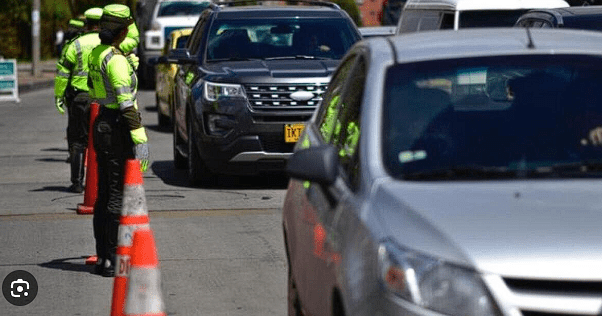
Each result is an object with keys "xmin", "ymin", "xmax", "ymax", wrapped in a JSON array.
[{"xmin": 138, "ymin": 0, "xmax": 211, "ymax": 88}]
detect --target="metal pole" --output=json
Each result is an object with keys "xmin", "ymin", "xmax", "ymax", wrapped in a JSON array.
[{"xmin": 32, "ymin": 0, "xmax": 41, "ymax": 77}]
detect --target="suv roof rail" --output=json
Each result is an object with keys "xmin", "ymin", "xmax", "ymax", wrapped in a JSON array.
[{"xmin": 214, "ymin": 0, "xmax": 341, "ymax": 10}]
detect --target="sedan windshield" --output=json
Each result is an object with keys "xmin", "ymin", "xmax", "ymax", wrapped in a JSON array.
[
  {"xmin": 383, "ymin": 55, "xmax": 602, "ymax": 180},
  {"xmin": 205, "ymin": 18, "xmax": 359, "ymax": 62}
]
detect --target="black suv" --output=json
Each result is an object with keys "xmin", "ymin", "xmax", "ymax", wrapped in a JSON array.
[
  {"xmin": 515, "ymin": 5, "xmax": 602, "ymax": 30},
  {"xmin": 168, "ymin": 0, "xmax": 361, "ymax": 185}
]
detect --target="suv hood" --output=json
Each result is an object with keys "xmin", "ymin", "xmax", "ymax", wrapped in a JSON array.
[
  {"xmin": 373, "ymin": 179, "xmax": 602, "ymax": 280},
  {"xmin": 203, "ymin": 59, "xmax": 339, "ymax": 79}
]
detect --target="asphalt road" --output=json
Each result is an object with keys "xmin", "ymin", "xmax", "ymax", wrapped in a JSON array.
[{"xmin": 0, "ymin": 88, "xmax": 289, "ymax": 315}]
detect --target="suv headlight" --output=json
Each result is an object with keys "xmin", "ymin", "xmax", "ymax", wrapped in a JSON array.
[
  {"xmin": 378, "ymin": 241, "xmax": 501, "ymax": 316},
  {"xmin": 203, "ymin": 82, "xmax": 246, "ymax": 101}
]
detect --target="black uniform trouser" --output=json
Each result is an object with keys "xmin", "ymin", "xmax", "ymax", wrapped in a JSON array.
[
  {"xmin": 66, "ymin": 90, "xmax": 90, "ymax": 153},
  {"xmin": 92, "ymin": 108, "xmax": 134, "ymax": 263}
]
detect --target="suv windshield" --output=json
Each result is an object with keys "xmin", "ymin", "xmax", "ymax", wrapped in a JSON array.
[
  {"xmin": 460, "ymin": 10, "xmax": 530, "ymax": 28},
  {"xmin": 383, "ymin": 55, "xmax": 602, "ymax": 180},
  {"xmin": 158, "ymin": 1, "xmax": 209, "ymax": 17},
  {"xmin": 206, "ymin": 18, "xmax": 359, "ymax": 61}
]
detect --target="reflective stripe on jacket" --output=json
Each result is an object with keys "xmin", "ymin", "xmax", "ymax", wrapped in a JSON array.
[
  {"xmin": 88, "ymin": 44, "xmax": 138, "ymax": 111},
  {"xmin": 55, "ymin": 32, "xmax": 100, "ymax": 97}
]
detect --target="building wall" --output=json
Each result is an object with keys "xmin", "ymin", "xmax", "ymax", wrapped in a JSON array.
[{"xmin": 360, "ymin": 0, "xmax": 386, "ymax": 26}]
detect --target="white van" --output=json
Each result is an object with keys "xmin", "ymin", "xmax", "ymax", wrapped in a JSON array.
[{"xmin": 396, "ymin": 0, "xmax": 569, "ymax": 34}]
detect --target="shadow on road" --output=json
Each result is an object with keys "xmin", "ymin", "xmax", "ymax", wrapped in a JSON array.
[
  {"xmin": 30, "ymin": 185, "xmax": 72, "ymax": 193},
  {"xmin": 41, "ymin": 147, "xmax": 68, "ymax": 152},
  {"xmin": 36, "ymin": 157, "xmax": 68, "ymax": 163},
  {"xmin": 38, "ymin": 256, "xmax": 95, "ymax": 274},
  {"xmin": 146, "ymin": 123, "xmax": 171, "ymax": 134},
  {"xmin": 151, "ymin": 160, "xmax": 290, "ymax": 190}
]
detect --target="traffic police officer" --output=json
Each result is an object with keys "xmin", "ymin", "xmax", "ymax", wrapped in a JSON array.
[
  {"xmin": 88, "ymin": 4, "xmax": 149, "ymax": 277},
  {"xmin": 64, "ymin": 19, "xmax": 85, "ymax": 43},
  {"xmin": 55, "ymin": 8, "xmax": 103, "ymax": 193}
]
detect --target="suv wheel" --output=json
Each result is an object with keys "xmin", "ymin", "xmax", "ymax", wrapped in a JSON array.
[{"xmin": 187, "ymin": 114, "xmax": 216, "ymax": 186}]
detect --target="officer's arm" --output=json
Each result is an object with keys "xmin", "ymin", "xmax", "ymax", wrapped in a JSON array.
[
  {"xmin": 119, "ymin": 22, "xmax": 140, "ymax": 55},
  {"xmin": 107, "ymin": 55, "xmax": 147, "ymax": 144},
  {"xmin": 54, "ymin": 42, "xmax": 77, "ymax": 99}
]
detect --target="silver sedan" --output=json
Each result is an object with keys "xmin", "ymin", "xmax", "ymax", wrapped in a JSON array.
[{"xmin": 283, "ymin": 28, "xmax": 602, "ymax": 316}]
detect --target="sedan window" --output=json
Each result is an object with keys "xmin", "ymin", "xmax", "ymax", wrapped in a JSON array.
[{"xmin": 383, "ymin": 55, "xmax": 602, "ymax": 180}]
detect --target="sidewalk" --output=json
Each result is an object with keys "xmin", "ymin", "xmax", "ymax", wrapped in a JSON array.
[{"xmin": 17, "ymin": 59, "xmax": 57, "ymax": 94}]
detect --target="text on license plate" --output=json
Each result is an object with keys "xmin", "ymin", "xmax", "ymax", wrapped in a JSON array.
[{"xmin": 284, "ymin": 123, "xmax": 305, "ymax": 143}]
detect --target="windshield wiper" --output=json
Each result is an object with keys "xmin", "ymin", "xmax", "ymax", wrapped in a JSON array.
[
  {"xmin": 403, "ymin": 165, "xmax": 517, "ymax": 180},
  {"xmin": 264, "ymin": 55, "xmax": 333, "ymax": 61},
  {"xmin": 208, "ymin": 57, "xmax": 262, "ymax": 62}
]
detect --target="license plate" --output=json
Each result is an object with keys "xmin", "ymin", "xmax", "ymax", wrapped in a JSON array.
[{"xmin": 284, "ymin": 123, "xmax": 305, "ymax": 143}]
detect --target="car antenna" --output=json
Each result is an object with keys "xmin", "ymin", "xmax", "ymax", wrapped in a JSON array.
[{"xmin": 525, "ymin": 26, "xmax": 536, "ymax": 49}]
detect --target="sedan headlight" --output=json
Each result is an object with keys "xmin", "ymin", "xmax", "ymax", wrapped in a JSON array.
[
  {"xmin": 203, "ymin": 81, "xmax": 246, "ymax": 101},
  {"xmin": 378, "ymin": 241, "xmax": 500, "ymax": 316}
]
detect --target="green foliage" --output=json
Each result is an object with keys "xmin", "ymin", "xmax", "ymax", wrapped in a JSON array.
[{"xmin": 0, "ymin": 0, "xmax": 137, "ymax": 60}]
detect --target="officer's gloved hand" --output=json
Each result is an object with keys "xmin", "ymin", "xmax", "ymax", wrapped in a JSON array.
[
  {"xmin": 55, "ymin": 97, "xmax": 66, "ymax": 115},
  {"xmin": 126, "ymin": 54, "xmax": 139, "ymax": 71},
  {"xmin": 134, "ymin": 142, "xmax": 150, "ymax": 172}
]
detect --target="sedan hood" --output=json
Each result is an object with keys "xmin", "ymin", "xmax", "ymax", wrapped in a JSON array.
[
  {"xmin": 373, "ymin": 179, "xmax": 602, "ymax": 280},
  {"xmin": 203, "ymin": 59, "xmax": 338, "ymax": 80}
]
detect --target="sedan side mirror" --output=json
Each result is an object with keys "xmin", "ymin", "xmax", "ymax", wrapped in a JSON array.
[{"xmin": 286, "ymin": 145, "xmax": 339, "ymax": 186}]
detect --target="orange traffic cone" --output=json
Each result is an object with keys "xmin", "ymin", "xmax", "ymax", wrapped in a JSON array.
[
  {"xmin": 111, "ymin": 159, "xmax": 151, "ymax": 316},
  {"xmin": 77, "ymin": 101, "xmax": 100, "ymax": 214},
  {"xmin": 124, "ymin": 228, "xmax": 166, "ymax": 316}
]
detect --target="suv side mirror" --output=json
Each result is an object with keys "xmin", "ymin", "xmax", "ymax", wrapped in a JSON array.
[
  {"xmin": 168, "ymin": 48, "xmax": 196, "ymax": 64},
  {"xmin": 286, "ymin": 145, "xmax": 339, "ymax": 185}
]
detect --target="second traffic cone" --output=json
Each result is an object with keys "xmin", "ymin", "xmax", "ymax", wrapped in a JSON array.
[
  {"xmin": 77, "ymin": 101, "xmax": 100, "ymax": 214},
  {"xmin": 111, "ymin": 159, "xmax": 151, "ymax": 316},
  {"xmin": 124, "ymin": 228, "xmax": 166, "ymax": 316}
]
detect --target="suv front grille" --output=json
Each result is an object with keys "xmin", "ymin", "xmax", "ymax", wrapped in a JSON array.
[
  {"xmin": 245, "ymin": 83, "xmax": 327, "ymax": 110},
  {"xmin": 500, "ymin": 277, "xmax": 602, "ymax": 315}
]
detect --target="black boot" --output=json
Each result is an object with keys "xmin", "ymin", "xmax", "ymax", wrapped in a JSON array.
[{"xmin": 68, "ymin": 149, "xmax": 86, "ymax": 193}]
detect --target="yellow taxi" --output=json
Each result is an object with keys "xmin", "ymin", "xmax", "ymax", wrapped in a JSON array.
[{"xmin": 155, "ymin": 27, "xmax": 193, "ymax": 127}]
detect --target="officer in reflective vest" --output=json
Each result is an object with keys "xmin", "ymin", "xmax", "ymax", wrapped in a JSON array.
[
  {"xmin": 64, "ymin": 19, "xmax": 85, "ymax": 44},
  {"xmin": 88, "ymin": 4, "xmax": 149, "ymax": 277},
  {"xmin": 55, "ymin": 7, "xmax": 103, "ymax": 193}
]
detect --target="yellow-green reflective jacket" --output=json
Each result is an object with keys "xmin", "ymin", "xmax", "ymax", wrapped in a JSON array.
[
  {"xmin": 88, "ymin": 44, "xmax": 138, "ymax": 111},
  {"xmin": 119, "ymin": 22, "xmax": 140, "ymax": 54},
  {"xmin": 55, "ymin": 32, "xmax": 100, "ymax": 97}
]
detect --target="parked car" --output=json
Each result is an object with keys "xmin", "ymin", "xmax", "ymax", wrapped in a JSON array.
[
  {"xmin": 138, "ymin": 0, "xmax": 211, "ymax": 88},
  {"xmin": 283, "ymin": 28, "xmax": 602, "ymax": 316},
  {"xmin": 154, "ymin": 27, "xmax": 193, "ymax": 127},
  {"xmin": 515, "ymin": 5, "xmax": 602, "ymax": 30},
  {"xmin": 359, "ymin": 26, "xmax": 396, "ymax": 38},
  {"xmin": 396, "ymin": 0, "xmax": 569, "ymax": 34},
  {"xmin": 168, "ymin": 0, "xmax": 361, "ymax": 186}
]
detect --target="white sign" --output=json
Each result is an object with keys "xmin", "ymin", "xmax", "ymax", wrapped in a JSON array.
[{"xmin": 0, "ymin": 59, "xmax": 21, "ymax": 103}]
